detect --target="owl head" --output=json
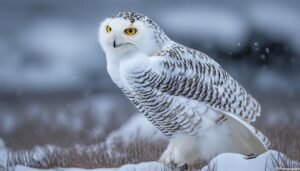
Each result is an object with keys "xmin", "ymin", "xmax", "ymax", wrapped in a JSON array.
[{"xmin": 99, "ymin": 12, "xmax": 170, "ymax": 56}]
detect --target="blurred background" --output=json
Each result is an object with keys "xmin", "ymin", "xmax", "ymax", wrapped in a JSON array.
[{"xmin": 0, "ymin": 0, "xmax": 299, "ymax": 150}]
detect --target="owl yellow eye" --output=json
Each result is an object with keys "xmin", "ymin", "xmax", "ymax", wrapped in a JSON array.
[
  {"xmin": 106, "ymin": 25, "xmax": 112, "ymax": 33},
  {"xmin": 124, "ymin": 27, "xmax": 137, "ymax": 35}
]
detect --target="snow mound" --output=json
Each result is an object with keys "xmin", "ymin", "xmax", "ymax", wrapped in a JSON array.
[
  {"xmin": 201, "ymin": 150, "xmax": 300, "ymax": 171},
  {"xmin": 105, "ymin": 114, "xmax": 167, "ymax": 146}
]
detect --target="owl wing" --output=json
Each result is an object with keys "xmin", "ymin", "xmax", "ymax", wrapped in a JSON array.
[
  {"xmin": 124, "ymin": 44, "xmax": 269, "ymax": 150},
  {"xmin": 143, "ymin": 44, "xmax": 261, "ymax": 123}
]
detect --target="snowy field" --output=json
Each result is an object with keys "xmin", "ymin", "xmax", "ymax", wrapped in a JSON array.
[
  {"xmin": 0, "ymin": 0, "xmax": 300, "ymax": 170},
  {"xmin": 10, "ymin": 150, "xmax": 300, "ymax": 171},
  {"xmin": 1, "ymin": 114, "xmax": 300, "ymax": 170}
]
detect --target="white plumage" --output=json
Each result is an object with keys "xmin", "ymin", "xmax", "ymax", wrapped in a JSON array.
[{"xmin": 99, "ymin": 12, "xmax": 270, "ymax": 168}]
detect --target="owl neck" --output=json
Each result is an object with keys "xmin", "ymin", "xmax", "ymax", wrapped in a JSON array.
[
  {"xmin": 105, "ymin": 38, "xmax": 173, "ymax": 85},
  {"xmin": 105, "ymin": 46, "xmax": 149, "ymax": 86}
]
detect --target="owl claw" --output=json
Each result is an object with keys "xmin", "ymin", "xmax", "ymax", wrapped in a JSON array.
[
  {"xmin": 159, "ymin": 151, "xmax": 188, "ymax": 171},
  {"xmin": 178, "ymin": 163, "xmax": 188, "ymax": 171},
  {"xmin": 162, "ymin": 161, "xmax": 188, "ymax": 171}
]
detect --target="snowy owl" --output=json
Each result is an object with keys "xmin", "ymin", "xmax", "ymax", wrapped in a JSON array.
[{"xmin": 99, "ymin": 12, "xmax": 270, "ymax": 169}]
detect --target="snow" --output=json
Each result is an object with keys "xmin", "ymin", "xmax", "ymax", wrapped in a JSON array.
[
  {"xmin": 14, "ymin": 162, "xmax": 166, "ymax": 171},
  {"xmin": 8, "ymin": 150, "xmax": 300, "ymax": 171},
  {"xmin": 0, "ymin": 138, "xmax": 7, "ymax": 167},
  {"xmin": 31, "ymin": 145, "xmax": 57, "ymax": 162},
  {"xmin": 201, "ymin": 150, "xmax": 300, "ymax": 171},
  {"xmin": 14, "ymin": 166, "xmax": 118, "ymax": 171},
  {"xmin": 12, "ymin": 150, "xmax": 300, "ymax": 171},
  {"xmin": 105, "ymin": 114, "xmax": 167, "ymax": 147},
  {"xmin": 118, "ymin": 162, "xmax": 166, "ymax": 171}
]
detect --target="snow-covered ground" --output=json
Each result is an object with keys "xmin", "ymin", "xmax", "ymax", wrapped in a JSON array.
[
  {"xmin": 12, "ymin": 150, "xmax": 300, "ymax": 171},
  {"xmin": 2, "ymin": 115, "xmax": 299, "ymax": 171},
  {"xmin": 201, "ymin": 150, "xmax": 300, "ymax": 171},
  {"xmin": 0, "ymin": 138, "xmax": 7, "ymax": 167},
  {"xmin": 14, "ymin": 166, "xmax": 118, "ymax": 171}
]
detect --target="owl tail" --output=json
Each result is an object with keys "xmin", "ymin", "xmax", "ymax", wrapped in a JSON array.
[{"xmin": 223, "ymin": 111, "xmax": 271, "ymax": 155}]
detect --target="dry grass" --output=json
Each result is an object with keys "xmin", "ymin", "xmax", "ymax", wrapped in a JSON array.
[
  {"xmin": 1, "ymin": 124, "xmax": 299, "ymax": 171},
  {"xmin": 5, "ymin": 138, "xmax": 167, "ymax": 169},
  {"xmin": 269, "ymin": 153, "xmax": 300, "ymax": 171},
  {"xmin": 262, "ymin": 123, "xmax": 300, "ymax": 160},
  {"xmin": 261, "ymin": 123, "xmax": 300, "ymax": 170}
]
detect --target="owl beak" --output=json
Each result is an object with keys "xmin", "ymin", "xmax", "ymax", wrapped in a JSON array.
[
  {"xmin": 113, "ymin": 39, "xmax": 132, "ymax": 48},
  {"xmin": 113, "ymin": 40, "xmax": 117, "ymax": 48},
  {"xmin": 113, "ymin": 39, "xmax": 123, "ymax": 48}
]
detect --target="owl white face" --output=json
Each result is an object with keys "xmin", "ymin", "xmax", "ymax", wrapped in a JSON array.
[{"xmin": 99, "ymin": 17, "xmax": 164, "ymax": 57}]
